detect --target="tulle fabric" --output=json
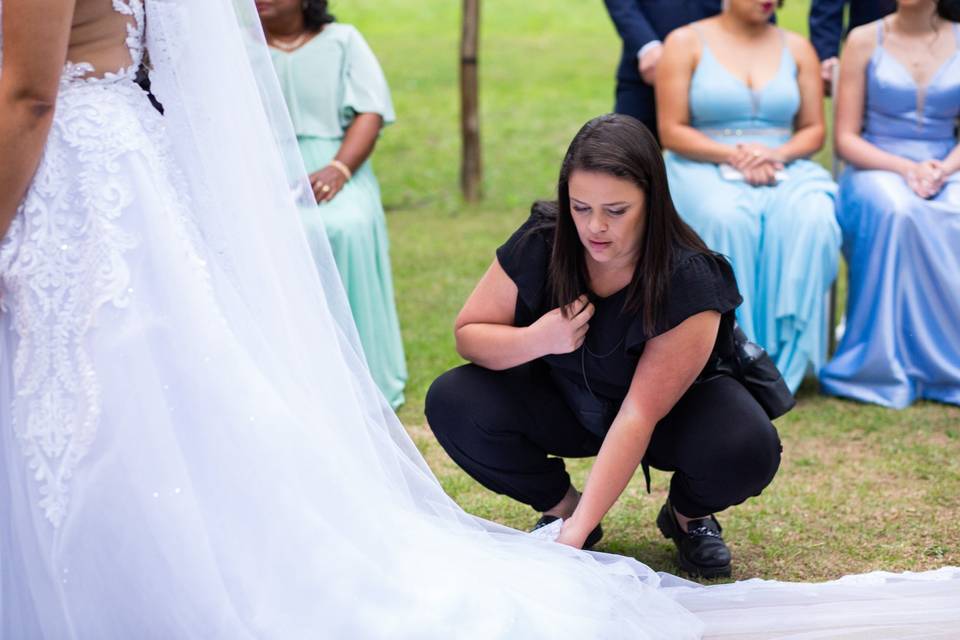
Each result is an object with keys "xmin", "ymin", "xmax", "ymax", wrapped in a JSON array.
[
  {"xmin": 672, "ymin": 567, "xmax": 960, "ymax": 639},
  {"xmin": 1, "ymin": 0, "xmax": 701, "ymax": 637}
]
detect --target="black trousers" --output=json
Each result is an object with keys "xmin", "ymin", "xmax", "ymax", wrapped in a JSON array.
[{"xmin": 426, "ymin": 363, "xmax": 781, "ymax": 518}]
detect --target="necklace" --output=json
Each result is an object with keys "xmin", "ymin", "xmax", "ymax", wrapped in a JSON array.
[
  {"xmin": 579, "ymin": 334, "xmax": 625, "ymax": 400},
  {"xmin": 268, "ymin": 30, "xmax": 311, "ymax": 53}
]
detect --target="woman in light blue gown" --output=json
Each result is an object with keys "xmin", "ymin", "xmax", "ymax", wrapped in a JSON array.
[
  {"xmin": 656, "ymin": 0, "xmax": 841, "ymax": 393},
  {"xmin": 820, "ymin": 1, "xmax": 960, "ymax": 408}
]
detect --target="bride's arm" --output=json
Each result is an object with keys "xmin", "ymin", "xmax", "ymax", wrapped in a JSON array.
[
  {"xmin": 0, "ymin": 0, "xmax": 75, "ymax": 241},
  {"xmin": 557, "ymin": 311, "xmax": 719, "ymax": 548}
]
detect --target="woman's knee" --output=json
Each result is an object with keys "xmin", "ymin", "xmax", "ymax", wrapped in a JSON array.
[
  {"xmin": 683, "ymin": 385, "xmax": 782, "ymax": 494},
  {"xmin": 694, "ymin": 199, "xmax": 756, "ymax": 236},
  {"xmin": 770, "ymin": 192, "xmax": 840, "ymax": 242},
  {"xmin": 685, "ymin": 204, "xmax": 759, "ymax": 261},
  {"xmin": 720, "ymin": 414, "xmax": 782, "ymax": 499},
  {"xmin": 425, "ymin": 366, "xmax": 472, "ymax": 439}
]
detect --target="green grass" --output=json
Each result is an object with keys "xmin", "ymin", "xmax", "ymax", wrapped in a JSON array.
[{"xmin": 334, "ymin": 0, "xmax": 960, "ymax": 581}]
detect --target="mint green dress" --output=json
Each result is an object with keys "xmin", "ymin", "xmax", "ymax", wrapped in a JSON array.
[{"xmin": 270, "ymin": 23, "xmax": 406, "ymax": 408}]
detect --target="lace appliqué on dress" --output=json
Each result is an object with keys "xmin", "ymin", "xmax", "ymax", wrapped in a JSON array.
[
  {"xmin": 0, "ymin": 96, "xmax": 141, "ymax": 527},
  {"xmin": 0, "ymin": 0, "xmax": 148, "ymax": 528},
  {"xmin": 62, "ymin": 0, "xmax": 145, "ymax": 86}
]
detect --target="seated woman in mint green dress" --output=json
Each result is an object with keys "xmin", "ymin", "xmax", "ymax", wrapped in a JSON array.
[
  {"xmin": 258, "ymin": 0, "xmax": 407, "ymax": 408},
  {"xmin": 656, "ymin": 0, "xmax": 841, "ymax": 393},
  {"xmin": 821, "ymin": 2, "xmax": 960, "ymax": 408}
]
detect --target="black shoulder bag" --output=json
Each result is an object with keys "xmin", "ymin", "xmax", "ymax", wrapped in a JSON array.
[{"xmin": 700, "ymin": 324, "xmax": 795, "ymax": 420}]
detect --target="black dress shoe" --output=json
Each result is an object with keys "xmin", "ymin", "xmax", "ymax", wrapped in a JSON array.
[
  {"xmin": 656, "ymin": 499, "xmax": 731, "ymax": 579},
  {"xmin": 532, "ymin": 515, "xmax": 603, "ymax": 550}
]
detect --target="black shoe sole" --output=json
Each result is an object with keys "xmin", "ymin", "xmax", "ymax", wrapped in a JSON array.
[
  {"xmin": 656, "ymin": 504, "xmax": 731, "ymax": 579},
  {"xmin": 676, "ymin": 555, "xmax": 731, "ymax": 579},
  {"xmin": 583, "ymin": 524, "xmax": 603, "ymax": 550}
]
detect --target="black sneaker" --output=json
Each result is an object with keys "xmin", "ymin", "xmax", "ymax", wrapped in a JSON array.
[
  {"xmin": 656, "ymin": 499, "xmax": 731, "ymax": 578},
  {"xmin": 532, "ymin": 515, "xmax": 603, "ymax": 550}
]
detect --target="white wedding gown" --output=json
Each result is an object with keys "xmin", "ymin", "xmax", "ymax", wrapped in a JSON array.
[{"xmin": 0, "ymin": 2, "xmax": 957, "ymax": 639}]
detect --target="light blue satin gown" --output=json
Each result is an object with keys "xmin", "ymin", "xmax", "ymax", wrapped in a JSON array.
[
  {"xmin": 666, "ymin": 29, "xmax": 841, "ymax": 393},
  {"xmin": 820, "ymin": 23, "xmax": 960, "ymax": 409}
]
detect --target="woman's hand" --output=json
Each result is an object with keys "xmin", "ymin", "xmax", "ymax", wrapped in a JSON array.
[
  {"xmin": 555, "ymin": 517, "xmax": 592, "ymax": 549},
  {"xmin": 730, "ymin": 143, "xmax": 785, "ymax": 170},
  {"xmin": 903, "ymin": 159, "xmax": 946, "ymax": 199},
  {"xmin": 728, "ymin": 143, "xmax": 783, "ymax": 187},
  {"xmin": 730, "ymin": 143, "xmax": 784, "ymax": 185},
  {"xmin": 742, "ymin": 163, "xmax": 779, "ymax": 187},
  {"xmin": 309, "ymin": 165, "xmax": 347, "ymax": 203},
  {"xmin": 530, "ymin": 295, "xmax": 595, "ymax": 355}
]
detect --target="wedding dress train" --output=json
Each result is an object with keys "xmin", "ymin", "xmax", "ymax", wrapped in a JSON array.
[{"xmin": 0, "ymin": 1, "xmax": 956, "ymax": 638}]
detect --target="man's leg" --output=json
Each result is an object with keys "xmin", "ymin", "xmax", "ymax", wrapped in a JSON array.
[{"xmin": 614, "ymin": 81, "xmax": 659, "ymax": 142}]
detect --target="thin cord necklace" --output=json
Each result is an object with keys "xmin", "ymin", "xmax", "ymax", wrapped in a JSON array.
[{"xmin": 579, "ymin": 333, "xmax": 624, "ymax": 400}]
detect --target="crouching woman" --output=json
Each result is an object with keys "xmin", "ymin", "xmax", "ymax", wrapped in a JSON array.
[{"xmin": 426, "ymin": 114, "xmax": 782, "ymax": 578}]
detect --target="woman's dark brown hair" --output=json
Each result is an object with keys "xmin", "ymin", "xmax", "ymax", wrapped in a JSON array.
[
  {"xmin": 304, "ymin": 0, "xmax": 335, "ymax": 30},
  {"xmin": 939, "ymin": 0, "xmax": 960, "ymax": 22},
  {"xmin": 538, "ymin": 113, "xmax": 712, "ymax": 336}
]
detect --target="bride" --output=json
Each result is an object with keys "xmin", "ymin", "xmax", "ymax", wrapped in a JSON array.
[{"xmin": 1, "ymin": 1, "xmax": 957, "ymax": 638}]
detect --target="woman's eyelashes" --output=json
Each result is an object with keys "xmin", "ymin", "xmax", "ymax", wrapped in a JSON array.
[{"xmin": 571, "ymin": 204, "xmax": 628, "ymax": 216}]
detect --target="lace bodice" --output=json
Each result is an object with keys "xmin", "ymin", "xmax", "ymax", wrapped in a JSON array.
[
  {"xmin": 0, "ymin": 0, "xmax": 145, "ymax": 84},
  {"xmin": 64, "ymin": 0, "xmax": 146, "ymax": 85}
]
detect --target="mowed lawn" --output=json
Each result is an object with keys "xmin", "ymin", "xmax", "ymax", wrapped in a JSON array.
[{"xmin": 335, "ymin": 0, "xmax": 959, "ymax": 581}]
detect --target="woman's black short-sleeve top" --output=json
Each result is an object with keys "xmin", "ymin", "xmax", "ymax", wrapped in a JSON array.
[{"xmin": 496, "ymin": 213, "xmax": 742, "ymax": 403}]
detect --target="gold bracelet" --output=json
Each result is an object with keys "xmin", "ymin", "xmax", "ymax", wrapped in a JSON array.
[{"xmin": 329, "ymin": 159, "xmax": 353, "ymax": 181}]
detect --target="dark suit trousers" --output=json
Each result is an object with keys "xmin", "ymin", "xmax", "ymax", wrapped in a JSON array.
[{"xmin": 614, "ymin": 82, "xmax": 658, "ymax": 140}]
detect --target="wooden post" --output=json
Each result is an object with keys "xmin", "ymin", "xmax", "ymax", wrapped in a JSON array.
[{"xmin": 460, "ymin": 0, "xmax": 482, "ymax": 202}]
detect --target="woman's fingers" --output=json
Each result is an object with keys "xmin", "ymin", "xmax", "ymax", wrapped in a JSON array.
[
  {"xmin": 309, "ymin": 167, "xmax": 348, "ymax": 203},
  {"xmin": 762, "ymin": 164, "xmax": 777, "ymax": 183},
  {"xmin": 573, "ymin": 302, "xmax": 595, "ymax": 326},
  {"xmin": 566, "ymin": 294, "xmax": 590, "ymax": 317},
  {"xmin": 573, "ymin": 325, "xmax": 589, "ymax": 349},
  {"xmin": 743, "ymin": 155, "xmax": 765, "ymax": 170}
]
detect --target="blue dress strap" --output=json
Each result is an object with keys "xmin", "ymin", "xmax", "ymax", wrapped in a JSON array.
[{"xmin": 688, "ymin": 22, "xmax": 708, "ymax": 47}]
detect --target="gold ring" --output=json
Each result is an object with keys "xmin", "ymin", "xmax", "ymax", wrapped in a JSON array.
[{"xmin": 321, "ymin": 184, "xmax": 331, "ymax": 193}]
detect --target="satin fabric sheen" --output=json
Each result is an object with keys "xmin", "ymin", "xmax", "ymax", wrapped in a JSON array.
[
  {"xmin": 666, "ymin": 32, "xmax": 841, "ymax": 392},
  {"xmin": 820, "ymin": 23, "xmax": 960, "ymax": 408}
]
